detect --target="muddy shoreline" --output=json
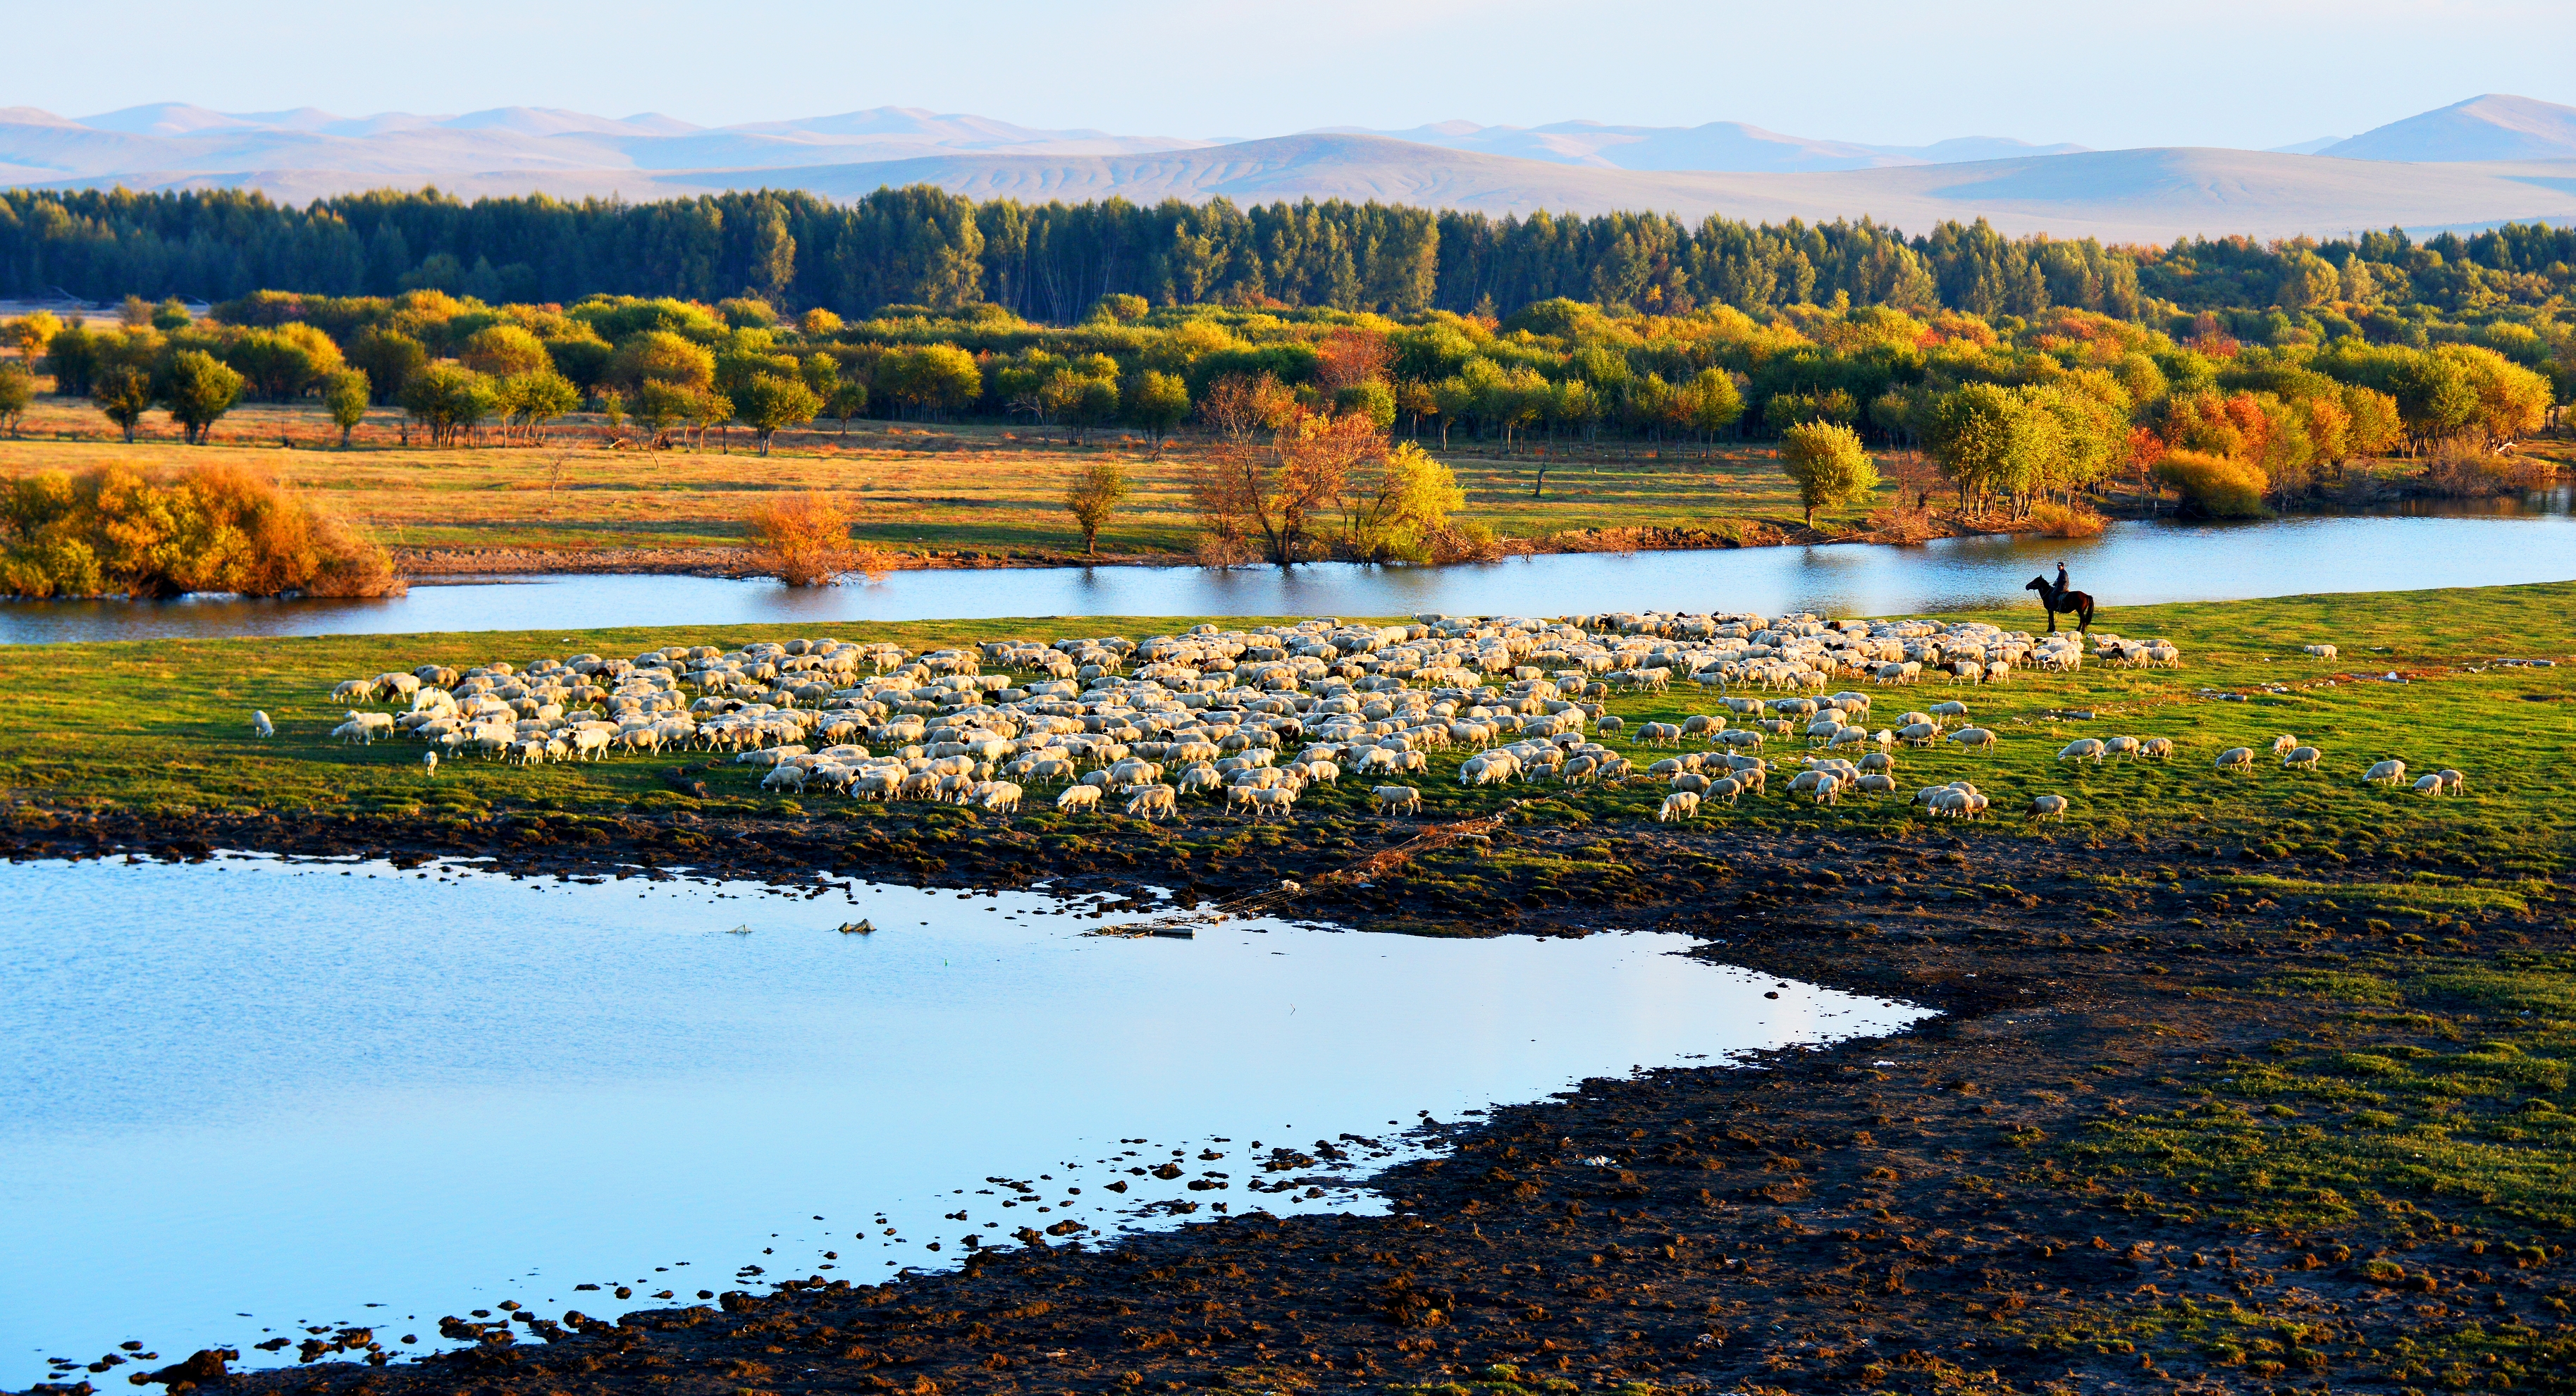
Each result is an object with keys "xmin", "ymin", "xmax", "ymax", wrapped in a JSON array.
[{"xmin": 16, "ymin": 807, "xmax": 2572, "ymax": 1396}]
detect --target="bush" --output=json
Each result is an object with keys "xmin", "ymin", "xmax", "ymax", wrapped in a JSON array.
[
  {"xmin": 2152, "ymin": 450, "xmax": 2268, "ymax": 518},
  {"xmin": 744, "ymin": 493, "xmax": 879, "ymax": 586},
  {"xmin": 2415, "ymin": 437, "xmax": 2559, "ymax": 497},
  {"xmin": 2028, "ymin": 501, "xmax": 2108, "ymax": 537},
  {"xmin": 0, "ymin": 464, "xmax": 399, "ymax": 599}
]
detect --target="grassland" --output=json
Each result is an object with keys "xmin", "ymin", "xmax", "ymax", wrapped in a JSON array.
[
  {"xmin": 0, "ymin": 396, "xmax": 1897, "ymax": 565},
  {"xmin": 5, "ymin": 583, "xmax": 2570, "ymax": 872}
]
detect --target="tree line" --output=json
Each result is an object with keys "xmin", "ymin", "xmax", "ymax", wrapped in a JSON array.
[{"xmin": 7, "ymin": 183, "xmax": 2565, "ymax": 332}]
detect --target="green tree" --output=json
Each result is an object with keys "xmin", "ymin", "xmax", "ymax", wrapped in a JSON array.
[
  {"xmin": 731, "ymin": 373, "xmax": 822, "ymax": 454},
  {"xmin": 825, "ymin": 380, "xmax": 868, "ymax": 434},
  {"xmin": 460, "ymin": 323, "xmax": 552, "ymax": 378},
  {"xmin": 501, "ymin": 370, "xmax": 581, "ymax": 443},
  {"xmin": 1067, "ymin": 376, "xmax": 1120, "ymax": 445},
  {"xmin": 92, "ymin": 365, "xmax": 155, "ymax": 442},
  {"xmin": 609, "ymin": 330, "xmax": 717, "ymax": 395},
  {"xmin": 44, "ymin": 325, "xmax": 102, "ymax": 398},
  {"xmin": 1336, "ymin": 378, "xmax": 1398, "ymax": 431},
  {"xmin": 324, "ymin": 369, "xmax": 370, "ymax": 446},
  {"xmin": 399, "ymin": 363, "xmax": 496, "ymax": 446},
  {"xmin": 1777, "ymin": 420, "xmax": 1880, "ymax": 525},
  {"xmin": 159, "ymin": 350, "xmax": 245, "ymax": 445},
  {"xmin": 1684, "ymin": 368, "xmax": 1746, "ymax": 443},
  {"xmin": 1062, "ymin": 460, "xmax": 1129, "ymax": 555},
  {"xmin": 150, "ymin": 297, "xmax": 191, "ymax": 331},
  {"xmin": 0, "ymin": 362, "xmax": 32, "ymax": 437},
  {"xmin": 347, "ymin": 328, "xmax": 428, "ymax": 404},
  {"xmin": 1126, "ymin": 370, "xmax": 1190, "ymax": 455},
  {"xmin": 630, "ymin": 381, "xmax": 695, "ymax": 447},
  {"xmin": 6, "ymin": 309, "xmax": 61, "ymax": 361}
]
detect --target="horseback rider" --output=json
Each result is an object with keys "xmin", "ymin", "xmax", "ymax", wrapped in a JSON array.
[{"xmin": 2054, "ymin": 561, "xmax": 2070, "ymax": 597}]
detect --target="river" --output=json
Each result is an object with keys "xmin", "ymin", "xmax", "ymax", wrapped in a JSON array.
[
  {"xmin": 5, "ymin": 504, "xmax": 2573, "ymax": 645},
  {"xmin": 0, "ymin": 854, "xmax": 1928, "ymax": 1385}
]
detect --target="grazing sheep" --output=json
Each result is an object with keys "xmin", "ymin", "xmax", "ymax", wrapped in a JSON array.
[
  {"xmin": 2438, "ymin": 769, "xmax": 2466, "ymax": 794},
  {"xmin": 762, "ymin": 764, "xmax": 810, "ymax": 792},
  {"xmin": 1852, "ymin": 773, "xmax": 1897, "ymax": 796},
  {"xmin": 2102, "ymin": 736, "xmax": 2140, "ymax": 761},
  {"xmin": 1897, "ymin": 721, "xmax": 1940, "ymax": 747},
  {"xmin": 2057, "ymin": 738, "xmax": 2105, "ymax": 764},
  {"xmin": 1372, "ymin": 784, "xmax": 1422, "ymax": 816},
  {"xmin": 1706, "ymin": 776, "xmax": 1744, "ymax": 806},
  {"xmin": 1657, "ymin": 791, "xmax": 1701, "ymax": 822},
  {"xmin": 2303, "ymin": 644, "xmax": 2338, "ymax": 660},
  {"xmin": 251, "ymin": 710, "xmax": 274, "ymax": 739},
  {"xmin": 1859, "ymin": 750, "xmax": 1894, "ymax": 774},
  {"xmin": 1672, "ymin": 772, "xmax": 1712, "ymax": 795},
  {"xmin": 1124, "ymin": 784, "xmax": 1176, "ymax": 820},
  {"xmin": 2271, "ymin": 734, "xmax": 2300, "ymax": 755},
  {"xmin": 422, "ymin": 750, "xmax": 438, "ymax": 777},
  {"xmin": 1947, "ymin": 727, "xmax": 1998, "ymax": 755},
  {"xmin": 2025, "ymin": 793, "xmax": 2069, "ymax": 822},
  {"xmin": 2138, "ymin": 737, "xmax": 2174, "ymax": 761},
  {"xmin": 1245, "ymin": 786, "xmax": 1298, "ymax": 821},
  {"xmin": 2411, "ymin": 773, "xmax": 2444, "ymax": 796},
  {"xmin": 2214, "ymin": 747, "xmax": 2255, "ymax": 773},
  {"xmin": 1928, "ymin": 700, "xmax": 1968, "ymax": 719},
  {"xmin": 2364, "ymin": 759, "xmax": 2408, "ymax": 786},
  {"xmin": 1056, "ymin": 784, "xmax": 1101, "ymax": 813},
  {"xmin": 2281, "ymin": 745, "xmax": 2320, "ymax": 771}
]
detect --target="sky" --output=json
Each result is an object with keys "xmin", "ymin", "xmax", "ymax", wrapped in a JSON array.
[{"xmin": 12, "ymin": 0, "xmax": 2572, "ymax": 149}]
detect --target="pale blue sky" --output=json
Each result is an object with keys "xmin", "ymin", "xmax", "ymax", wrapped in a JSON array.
[{"xmin": 17, "ymin": 0, "xmax": 2572, "ymax": 149}]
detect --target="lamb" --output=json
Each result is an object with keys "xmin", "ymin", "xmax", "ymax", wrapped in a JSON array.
[
  {"xmin": 1946, "ymin": 727, "xmax": 1998, "ymax": 754},
  {"xmin": 1656, "ymin": 791, "xmax": 1701, "ymax": 822},
  {"xmin": 1056, "ymin": 784, "xmax": 1101, "ymax": 812},
  {"xmin": 2303, "ymin": 644, "xmax": 2338, "ymax": 660},
  {"xmin": 2411, "ymin": 773, "xmax": 2444, "ymax": 796},
  {"xmin": 2214, "ymin": 747, "xmax": 2255, "ymax": 773},
  {"xmin": 251, "ymin": 710, "xmax": 274, "ymax": 739},
  {"xmin": 422, "ymin": 750, "xmax": 438, "ymax": 777},
  {"xmin": 2364, "ymin": 758, "xmax": 2408, "ymax": 786},
  {"xmin": 2281, "ymin": 745, "xmax": 2320, "ymax": 771},
  {"xmin": 2025, "ymin": 793, "xmax": 2069, "ymax": 821},
  {"xmin": 2271, "ymin": 734, "xmax": 2300, "ymax": 755},
  {"xmin": 2057, "ymin": 738, "xmax": 2105, "ymax": 764},
  {"xmin": 2438, "ymin": 769, "xmax": 2465, "ymax": 794},
  {"xmin": 1372, "ymin": 784, "xmax": 1422, "ymax": 816}
]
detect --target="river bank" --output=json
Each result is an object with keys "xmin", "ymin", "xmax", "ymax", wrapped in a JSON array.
[{"xmin": 24, "ymin": 810, "xmax": 2572, "ymax": 1396}]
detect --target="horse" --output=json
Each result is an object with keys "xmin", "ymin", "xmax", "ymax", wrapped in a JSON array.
[{"xmin": 2026, "ymin": 576, "xmax": 2095, "ymax": 634}]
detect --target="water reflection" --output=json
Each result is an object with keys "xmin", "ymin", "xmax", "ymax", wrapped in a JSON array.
[
  {"xmin": 0, "ymin": 855, "xmax": 1927, "ymax": 1382},
  {"xmin": 5, "ymin": 505, "xmax": 2572, "ymax": 645}
]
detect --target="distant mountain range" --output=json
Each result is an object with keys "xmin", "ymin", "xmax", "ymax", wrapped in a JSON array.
[{"xmin": 4, "ymin": 94, "xmax": 2575, "ymax": 242}]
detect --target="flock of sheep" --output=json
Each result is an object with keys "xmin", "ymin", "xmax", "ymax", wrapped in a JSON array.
[{"xmin": 265, "ymin": 608, "xmax": 2453, "ymax": 828}]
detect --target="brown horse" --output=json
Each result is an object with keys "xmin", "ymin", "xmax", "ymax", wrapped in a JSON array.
[{"xmin": 2026, "ymin": 575, "xmax": 2095, "ymax": 633}]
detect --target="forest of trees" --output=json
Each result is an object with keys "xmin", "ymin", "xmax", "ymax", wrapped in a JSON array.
[
  {"xmin": 2, "ymin": 183, "xmax": 2568, "ymax": 536},
  {"xmin": 4, "ymin": 185, "xmax": 2574, "ymax": 335}
]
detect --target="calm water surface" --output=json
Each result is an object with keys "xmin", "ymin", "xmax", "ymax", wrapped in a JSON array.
[
  {"xmin": 0, "ymin": 855, "xmax": 1928, "ymax": 1383},
  {"xmin": 6, "ymin": 506, "xmax": 2573, "ymax": 644}
]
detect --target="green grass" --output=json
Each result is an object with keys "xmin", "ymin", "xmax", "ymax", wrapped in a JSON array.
[{"xmin": 3, "ymin": 584, "xmax": 2573, "ymax": 875}]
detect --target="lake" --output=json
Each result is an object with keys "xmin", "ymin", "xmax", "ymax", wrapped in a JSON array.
[
  {"xmin": 0, "ymin": 855, "xmax": 1929, "ymax": 1386},
  {"xmin": 5, "ymin": 505, "xmax": 2573, "ymax": 645}
]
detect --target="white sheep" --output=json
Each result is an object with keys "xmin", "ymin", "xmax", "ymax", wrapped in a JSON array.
[
  {"xmin": 2280, "ymin": 743, "xmax": 2321, "ymax": 771},
  {"xmin": 1947, "ymin": 727, "xmax": 1998, "ymax": 755},
  {"xmin": 1123, "ymin": 784, "xmax": 1175, "ymax": 820},
  {"xmin": 1056, "ymin": 784, "xmax": 1101, "ymax": 813},
  {"xmin": 2270, "ymin": 734, "xmax": 2300, "ymax": 755},
  {"xmin": 251, "ymin": 710, "xmax": 274, "ymax": 739},
  {"xmin": 2057, "ymin": 738, "xmax": 2105, "ymax": 764},
  {"xmin": 2411, "ymin": 773, "xmax": 2444, "ymax": 796},
  {"xmin": 762, "ymin": 765, "xmax": 810, "ymax": 792},
  {"xmin": 2214, "ymin": 747, "xmax": 2255, "ymax": 773},
  {"xmin": 2025, "ymin": 793, "xmax": 2068, "ymax": 821},
  {"xmin": 2365, "ymin": 759, "xmax": 2408, "ymax": 786},
  {"xmin": 2138, "ymin": 737, "xmax": 2174, "ymax": 761},
  {"xmin": 2102, "ymin": 736, "xmax": 2140, "ymax": 761},
  {"xmin": 1372, "ymin": 784, "xmax": 1422, "ymax": 816},
  {"xmin": 2438, "ymin": 769, "xmax": 2466, "ymax": 795},
  {"xmin": 2303, "ymin": 644, "xmax": 2338, "ymax": 660},
  {"xmin": 1657, "ymin": 791, "xmax": 1701, "ymax": 822},
  {"xmin": 421, "ymin": 750, "xmax": 438, "ymax": 777}
]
